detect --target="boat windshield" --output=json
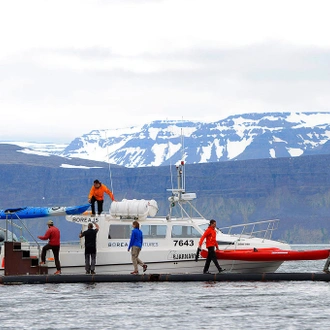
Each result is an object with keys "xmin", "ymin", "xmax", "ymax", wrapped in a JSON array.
[
  {"xmin": 198, "ymin": 223, "xmax": 209, "ymax": 232},
  {"xmin": 198, "ymin": 224, "xmax": 223, "ymax": 234},
  {"xmin": 171, "ymin": 225, "xmax": 201, "ymax": 238}
]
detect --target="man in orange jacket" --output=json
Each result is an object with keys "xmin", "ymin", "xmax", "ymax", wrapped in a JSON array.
[
  {"xmin": 88, "ymin": 179, "xmax": 115, "ymax": 216},
  {"xmin": 199, "ymin": 219, "xmax": 224, "ymax": 274}
]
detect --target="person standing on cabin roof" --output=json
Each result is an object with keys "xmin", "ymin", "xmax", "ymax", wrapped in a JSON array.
[
  {"xmin": 198, "ymin": 219, "xmax": 224, "ymax": 274},
  {"xmin": 37, "ymin": 219, "xmax": 61, "ymax": 275},
  {"xmin": 128, "ymin": 220, "xmax": 147, "ymax": 275},
  {"xmin": 79, "ymin": 222, "xmax": 99, "ymax": 274},
  {"xmin": 88, "ymin": 179, "xmax": 115, "ymax": 216}
]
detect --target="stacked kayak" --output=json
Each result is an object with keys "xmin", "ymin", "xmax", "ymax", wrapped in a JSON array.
[
  {"xmin": 0, "ymin": 204, "xmax": 90, "ymax": 219},
  {"xmin": 200, "ymin": 247, "xmax": 330, "ymax": 261}
]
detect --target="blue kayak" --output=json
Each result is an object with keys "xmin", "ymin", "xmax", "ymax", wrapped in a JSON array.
[{"xmin": 0, "ymin": 203, "xmax": 90, "ymax": 219}]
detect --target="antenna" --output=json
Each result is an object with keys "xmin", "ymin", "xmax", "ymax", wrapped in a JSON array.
[
  {"xmin": 165, "ymin": 119, "xmax": 175, "ymax": 192},
  {"xmin": 180, "ymin": 122, "xmax": 185, "ymax": 191},
  {"xmin": 105, "ymin": 130, "xmax": 114, "ymax": 195}
]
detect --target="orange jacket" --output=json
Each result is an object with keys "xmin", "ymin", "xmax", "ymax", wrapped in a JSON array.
[
  {"xmin": 199, "ymin": 226, "xmax": 218, "ymax": 249},
  {"xmin": 89, "ymin": 183, "xmax": 114, "ymax": 201}
]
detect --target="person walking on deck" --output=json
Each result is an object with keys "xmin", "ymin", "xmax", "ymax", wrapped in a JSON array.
[
  {"xmin": 198, "ymin": 219, "xmax": 224, "ymax": 274},
  {"xmin": 128, "ymin": 220, "xmax": 147, "ymax": 275},
  {"xmin": 323, "ymin": 252, "xmax": 330, "ymax": 274}
]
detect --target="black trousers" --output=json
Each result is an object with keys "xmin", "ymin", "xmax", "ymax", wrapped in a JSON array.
[
  {"xmin": 41, "ymin": 244, "xmax": 61, "ymax": 271},
  {"xmin": 203, "ymin": 246, "xmax": 222, "ymax": 273},
  {"xmin": 90, "ymin": 196, "xmax": 104, "ymax": 215},
  {"xmin": 85, "ymin": 253, "xmax": 96, "ymax": 272}
]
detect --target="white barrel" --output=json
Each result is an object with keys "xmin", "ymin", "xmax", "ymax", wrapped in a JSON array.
[
  {"xmin": 147, "ymin": 199, "xmax": 159, "ymax": 217},
  {"xmin": 110, "ymin": 199, "xmax": 158, "ymax": 219}
]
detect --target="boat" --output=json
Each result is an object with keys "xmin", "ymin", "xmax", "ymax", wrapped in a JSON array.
[
  {"xmin": 1, "ymin": 162, "xmax": 328, "ymax": 275},
  {"xmin": 200, "ymin": 247, "xmax": 330, "ymax": 261},
  {"xmin": 0, "ymin": 204, "xmax": 91, "ymax": 219}
]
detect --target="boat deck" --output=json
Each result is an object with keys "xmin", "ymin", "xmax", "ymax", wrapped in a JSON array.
[{"xmin": 1, "ymin": 272, "xmax": 330, "ymax": 285}]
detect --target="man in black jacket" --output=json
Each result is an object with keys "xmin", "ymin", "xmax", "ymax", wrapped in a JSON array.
[{"xmin": 79, "ymin": 222, "xmax": 99, "ymax": 274}]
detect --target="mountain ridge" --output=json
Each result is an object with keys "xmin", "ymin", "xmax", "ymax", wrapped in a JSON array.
[
  {"xmin": 60, "ymin": 112, "xmax": 330, "ymax": 167},
  {"xmin": 5, "ymin": 112, "xmax": 330, "ymax": 168}
]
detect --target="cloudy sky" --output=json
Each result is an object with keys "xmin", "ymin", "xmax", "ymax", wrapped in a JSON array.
[{"xmin": 1, "ymin": 0, "xmax": 330, "ymax": 143}]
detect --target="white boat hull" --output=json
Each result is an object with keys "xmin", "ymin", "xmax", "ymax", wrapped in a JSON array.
[
  {"xmin": 0, "ymin": 163, "xmax": 292, "ymax": 276},
  {"xmin": 41, "ymin": 257, "xmax": 283, "ymax": 275},
  {"xmin": 28, "ymin": 237, "xmax": 285, "ymax": 275}
]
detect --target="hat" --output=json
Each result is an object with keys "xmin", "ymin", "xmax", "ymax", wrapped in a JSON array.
[{"xmin": 47, "ymin": 220, "xmax": 54, "ymax": 225}]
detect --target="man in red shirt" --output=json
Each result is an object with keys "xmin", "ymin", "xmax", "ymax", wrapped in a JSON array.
[
  {"xmin": 38, "ymin": 219, "xmax": 61, "ymax": 275},
  {"xmin": 88, "ymin": 179, "xmax": 115, "ymax": 216},
  {"xmin": 199, "ymin": 219, "xmax": 224, "ymax": 274}
]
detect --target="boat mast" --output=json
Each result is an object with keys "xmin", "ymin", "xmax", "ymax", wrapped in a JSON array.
[
  {"xmin": 177, "ymin": 160, "xmax": 185, "ymax": 199},
  {"xmin": 166, "ymin": 124, "xmax": 204, "ymax": 220},
  {"xmin": 167, "ymin": 159, "xmax": 205, "ymax": 220},
  {"xmin": 167, "ymin": 160, "xmax": 186, "ymax": 220}
]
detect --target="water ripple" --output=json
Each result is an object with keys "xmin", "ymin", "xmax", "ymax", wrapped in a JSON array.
[{"xmin": 1, "ymin": 246, "xmax": 330, "ymax": 329}]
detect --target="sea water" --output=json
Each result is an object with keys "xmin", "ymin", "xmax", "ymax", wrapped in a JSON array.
[{"xmin": 0, "ymin": 245, "xmax": 330, "ymax": 330}]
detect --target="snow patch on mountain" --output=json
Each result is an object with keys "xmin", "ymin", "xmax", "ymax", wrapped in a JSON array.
[{"xmin": 3, "ymin": 112, "xmax": 330, "ymax": 168}]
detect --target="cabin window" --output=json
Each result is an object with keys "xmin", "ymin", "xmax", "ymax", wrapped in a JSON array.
[
  {"xmin": 171, "ymin": 225, "xmax": 201, "ymax": 238},
  {"xmin": 141, "ymin": 225, "xmax": 167, "ymax": 238},
  {"xmin": 199, "ymin": 224, "xmax": 209, "ymax": 231},
  {"xmin": 108, "ymin": 224, "xmax": 167, "ymax": 239},
  {"xmin": 108, "ymin": 225, "xmax": 131, "ymax": 239}
]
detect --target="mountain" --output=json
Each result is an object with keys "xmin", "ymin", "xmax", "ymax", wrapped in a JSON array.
[
  {"xmin": 54, "ymin": 112, "xmax": 330, "ymax": 167},
  {"xmin": 1, "ymin": 144, "xmax": 330, "ymax": 244},
  {"xmin": 4, "ymin": 112, "xmax": 330, "ymax": 168}
]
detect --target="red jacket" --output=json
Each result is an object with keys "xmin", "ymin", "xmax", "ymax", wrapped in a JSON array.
[
  {"xmin": 38, "ymin": 226, "xmax": 60, "ymax": 246},
  {"xmin": 89, "ymin": 183, "xmax": 114, "ymax": 201},
  {"xmin": 199, "ymin": 226, "xmax": 218, "ymax": 249}
]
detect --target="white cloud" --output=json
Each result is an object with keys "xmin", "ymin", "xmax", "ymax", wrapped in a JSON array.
[{"xmin": 1, "ymin": 0, "xmax": 330, "ymax": 143}]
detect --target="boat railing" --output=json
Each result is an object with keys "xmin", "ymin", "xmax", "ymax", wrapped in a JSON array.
[
  {"xmin": 0, "ymin": 222, "xmax": 24, "ymax": 241},
  {"xmin": 218, "ymin": 219, "xmax": 280, "ymax": 241},
  {"xmin": 3, "ymin": 213, "xmax": 42, "ymax": 260},
  {"xmin": 167, "ymin": 196, "xmax": 206, "ymax": 221}
]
